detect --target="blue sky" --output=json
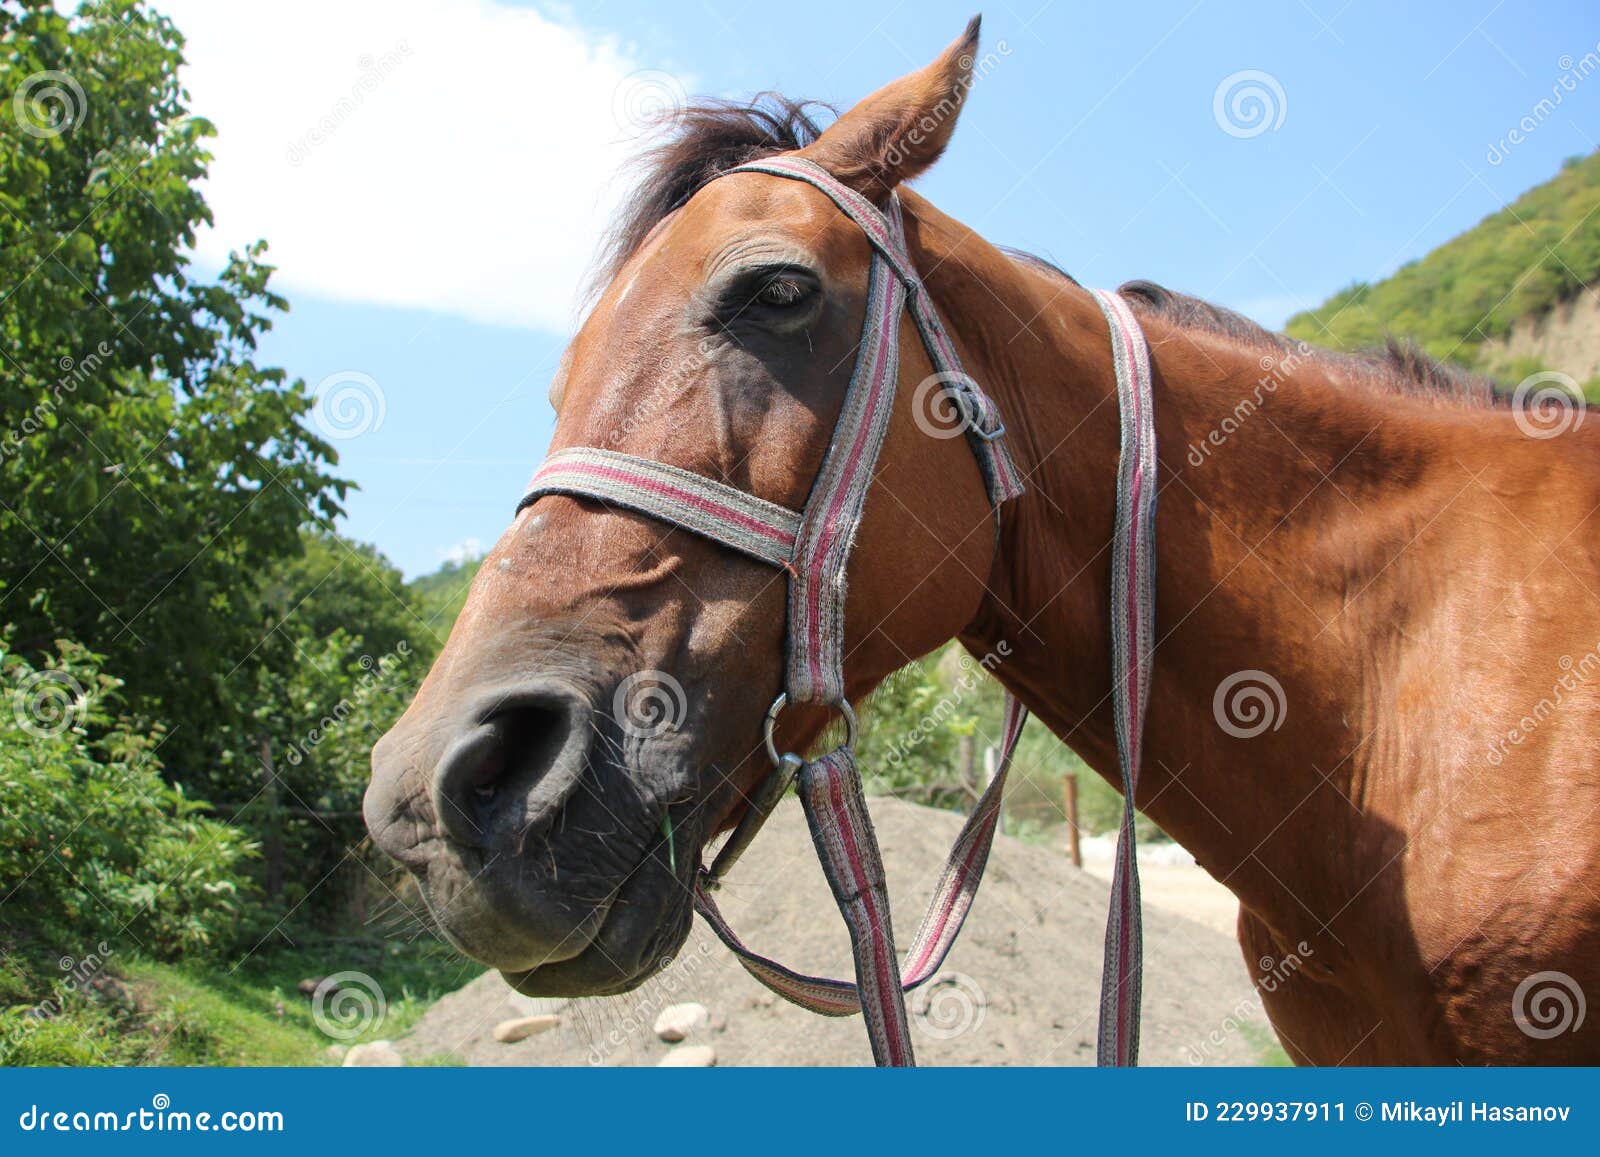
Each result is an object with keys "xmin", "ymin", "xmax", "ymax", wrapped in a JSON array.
[{"xmin": 166, "ymin": 0, "xmax": 1600, "ymax": 577}]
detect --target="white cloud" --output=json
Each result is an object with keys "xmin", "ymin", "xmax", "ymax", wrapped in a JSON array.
[
  {"xmin": 160, "ymin": 0, "xmax": 690, "ymax": 332},
  {"xmin": 438, "ymin": 536, "xmax": 483, "ymax": 566}
]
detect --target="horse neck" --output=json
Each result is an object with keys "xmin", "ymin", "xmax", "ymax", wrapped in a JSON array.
[{"xmin": 910, "ymin": 198, "xmax": 1465, "ymax": 935}]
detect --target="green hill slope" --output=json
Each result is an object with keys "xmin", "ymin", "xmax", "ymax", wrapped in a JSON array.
[{"xmin": 1285, "ymin": 152, "xmax": 1600, "ymax": 367}]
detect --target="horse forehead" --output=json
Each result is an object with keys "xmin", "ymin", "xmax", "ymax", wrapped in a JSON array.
[{"xmin": 670, "ymin": 172, "xmax": 869, "ymax": 267}]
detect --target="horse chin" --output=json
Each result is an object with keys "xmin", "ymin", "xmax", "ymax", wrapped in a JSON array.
[{"xmin": 497, "ymin": 867, "xmax": 698, "ymax": 998}]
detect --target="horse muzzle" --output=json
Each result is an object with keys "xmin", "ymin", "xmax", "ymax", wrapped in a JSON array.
[{"xmin": 365, "ymin": 673, "xmax": 695, "ymax": 986}]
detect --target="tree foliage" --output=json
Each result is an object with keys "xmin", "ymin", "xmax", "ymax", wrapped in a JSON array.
[
  {"xmin": 0, "ymin": 0, "xmax": 345, "ymax": 784},
  {"xmin": 1286, "ymin": 152, "xmax": 1600, "ymax": 365}
]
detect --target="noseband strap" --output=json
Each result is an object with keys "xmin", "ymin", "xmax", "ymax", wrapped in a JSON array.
[{"xmin": 517, "ymin": 155, "xmax": 1154, "ymax": 1069}]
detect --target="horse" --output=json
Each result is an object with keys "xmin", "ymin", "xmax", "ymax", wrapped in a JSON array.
[{"xmin": 366, "ymin": 19, "xmax": 1600, "ymax": 1064}]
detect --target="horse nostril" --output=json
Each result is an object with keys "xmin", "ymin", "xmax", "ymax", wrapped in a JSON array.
[{"xmin": 430, "ymin": 694, "xmax": 591, "ymax": 849}]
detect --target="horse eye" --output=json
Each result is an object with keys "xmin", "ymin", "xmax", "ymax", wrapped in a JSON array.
[{"xmin": 755, "ymin": 276, "xmax": 810, "ymax": 308}]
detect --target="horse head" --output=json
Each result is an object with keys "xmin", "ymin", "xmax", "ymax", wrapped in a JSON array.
[{"xmin": 365, "ymin": 21, "xmax": 1008, "ymax": 997}]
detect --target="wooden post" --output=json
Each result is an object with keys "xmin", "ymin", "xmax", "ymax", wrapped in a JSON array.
[
  {"xmin": 983, "ymin": 745, "xmax": 1001, "ymax": 834},
  {"xmin": 958, "ymin": 734, "xmax": 977, "ymax": 806},
  {"xmin": 259, "ymin": 736, "xmax": 284, "ymax": 900},
  {"xmin": 1063, "ymin": 773, "xmax": 1082, "ymax": 868}
]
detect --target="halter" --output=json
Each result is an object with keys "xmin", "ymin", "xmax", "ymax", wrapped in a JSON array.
[{"xmin": 518, "ymin": 154, "xmax": 1156, "ymax": 1067}]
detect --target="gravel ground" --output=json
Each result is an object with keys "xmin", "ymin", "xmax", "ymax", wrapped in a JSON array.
[{"xmin": 399, "ymin": 799, "xmax": 1272, "ymax": 1066}]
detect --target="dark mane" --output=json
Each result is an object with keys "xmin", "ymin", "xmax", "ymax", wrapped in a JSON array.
[
  {"xmin": 598, "ymin": 96, "xmax": 1501, "ymax": 409},
  {"xmin": 1115, "ymin": 278, "xmax": 1503, "ymax": 408},
  {"xmin": 596, "ymin": 96, "xmax": 832, "ymax": 292}
]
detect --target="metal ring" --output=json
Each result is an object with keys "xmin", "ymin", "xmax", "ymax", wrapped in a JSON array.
[{"xmin": 763, "ymin": 692, "xmax": 859, "ymax": 767}]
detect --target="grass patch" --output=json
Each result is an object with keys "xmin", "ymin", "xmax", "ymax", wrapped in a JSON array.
[
  {"xmin": 1, "ymin": 934, "xmax": 480, "ymax": 1067},
  {"xmin": 1241, "ymin": 1021, "xmax": 1293, "ymax": 1066}
]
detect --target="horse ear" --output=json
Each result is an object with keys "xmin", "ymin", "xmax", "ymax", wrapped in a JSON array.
[{"xmin": 800, "ymin": 16, "xmax": 982, "ymax": 199}]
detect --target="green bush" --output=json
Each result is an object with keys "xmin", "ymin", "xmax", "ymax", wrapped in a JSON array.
[{"xmin": 0, "ymin": 638, "xmax": 258, "ymax": 959}]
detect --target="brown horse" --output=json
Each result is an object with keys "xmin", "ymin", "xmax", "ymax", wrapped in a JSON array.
[{"xmin": 366, "ymin": 20, "xmax": 1599, "ymax": 1064}]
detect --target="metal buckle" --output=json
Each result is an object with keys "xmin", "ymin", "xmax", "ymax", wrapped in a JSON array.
[
  {"xmin": 971, "ymin": 417, "xmax": 1007, "ymax": 442},
  {"xmin": 763, "ymin": 691, "xmax": 858, "ymax": 767}
]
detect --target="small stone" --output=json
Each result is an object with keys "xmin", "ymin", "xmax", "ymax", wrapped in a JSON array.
[
  {"xmin": 653, "ymin": 1002, "xmax": 709, "ymax": 1042},
  {"xmin": 342, "ymin": 1040, "xmax": 404, "ymax": 1067},
  {"xmin": 325, "ymin": 1044, "xmax": 347, "ymax": 1061},
  {"xmin": 493, "ymin": 1014, "xmax": 561, "ymax": 1043},
  {"xmin": 656, "ymin": 1044, "xmax": 716, "ymax": 1067}
]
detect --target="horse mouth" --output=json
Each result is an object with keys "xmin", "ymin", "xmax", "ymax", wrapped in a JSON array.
[{"xmin": 404, "ymin": 794, "xmax": 702, "ymax": 997}]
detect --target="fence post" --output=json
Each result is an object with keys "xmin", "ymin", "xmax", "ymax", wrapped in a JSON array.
[
  {"xmin": 958, "ymin": 734, "xmax": 977, "ymax": 806},
  {"xmin": 258, "ymin": 736, "xmax": 284, "ymax": 900},
  {"xmin": 983, "ymin": 744, "xmax": 1002, "ymax": 834},
  {"xmin": 1063, "ymin": 772, "xmax": 1082, "ymax": 868}
]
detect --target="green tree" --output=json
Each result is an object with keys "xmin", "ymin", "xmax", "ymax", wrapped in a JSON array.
[{"xmin": 0, "ymin": 1, "xmax": 345, "ymax": 786}]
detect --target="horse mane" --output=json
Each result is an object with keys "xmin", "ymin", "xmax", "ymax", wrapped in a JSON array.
[
  {"xmin": 1114, "ymin": 279, "xmax": 1503, "ymax": 408},
  {"xmin": 599, "ymin": 96, "xmax": 1503, "ymax": 410}
]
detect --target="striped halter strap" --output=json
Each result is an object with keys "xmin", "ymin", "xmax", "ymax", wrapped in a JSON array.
[{"xmin": 518, "ymin": 154, "xmax": 1157, "ymax": 1067}]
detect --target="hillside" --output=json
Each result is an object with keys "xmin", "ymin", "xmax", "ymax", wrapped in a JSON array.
[{"xmin": 1285, "ymin": 151, "xmax": 1600, "ymax": 372}]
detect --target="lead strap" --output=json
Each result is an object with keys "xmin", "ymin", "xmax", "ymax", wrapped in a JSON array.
[
  {"xmin": 1089, "ymin": 287, "xmax": 1156, "ymax": 1067},
  {"xmin": 691, "ymin": 698, "xmax": 1028, "ymax": 1052}
]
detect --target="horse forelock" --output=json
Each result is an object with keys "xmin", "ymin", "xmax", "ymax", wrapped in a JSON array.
[{"xmin": 594, "ymin": 96, "xmax": 835, "ymax": 298}]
